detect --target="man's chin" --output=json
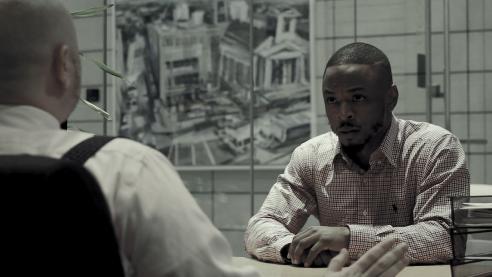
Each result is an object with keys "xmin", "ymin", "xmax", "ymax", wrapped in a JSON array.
[
  {"xmin": 342, "ymin": 143, "xmax": 365, "ymax": 152},
  {"xmin": 338, "ymin": 135, "xmax": 362, "ymax": 145},
  {"xmin": 339, "ymin": 138, "xmax": 365, "ymax": 152}
]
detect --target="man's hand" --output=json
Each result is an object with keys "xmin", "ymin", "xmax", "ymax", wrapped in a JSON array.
[
  {"xmin": 289, "ymin": 226, "xmax": 350, "ymax": 267},
  {"xmin": 325, "ymin": 238, "xmax": 409, "ymax": 277}
]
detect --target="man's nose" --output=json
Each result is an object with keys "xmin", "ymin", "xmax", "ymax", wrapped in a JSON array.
[{"xmin": 339, "ymin": 102, "xmax": 354, "ymax": 120}]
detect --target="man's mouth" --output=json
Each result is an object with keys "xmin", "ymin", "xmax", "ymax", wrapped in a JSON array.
[{"xmin": 337, "ymin": 127, "xmax": 360, "ymax": 133}]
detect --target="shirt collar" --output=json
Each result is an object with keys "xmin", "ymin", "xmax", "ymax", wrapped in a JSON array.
[
  {"xmin": 377, "ymin": 115, "xmax": 399, "ymax": 167},
  {"xmin": 318, "ymin": 132, "xmax": 341, "ymax": 166},
  {"xmin": 0, "ymin": 105, "xmax": 61, "ymax": 130}
]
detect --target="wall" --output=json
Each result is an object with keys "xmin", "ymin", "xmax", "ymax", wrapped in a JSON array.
[
  {"xmin": 312, "ymin": 0, "xmax": 492, "ymax": 185},
  {"xmin": 66, "ymin": 0, "xmax": 116, "ymax": 136}
]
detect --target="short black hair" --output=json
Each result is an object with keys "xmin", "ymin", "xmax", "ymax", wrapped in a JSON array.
[{"xmin": 323, "ymin": 42, "xmax": 393, "ymax": 86}]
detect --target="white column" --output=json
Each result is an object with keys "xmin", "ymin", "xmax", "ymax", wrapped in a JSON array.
[
  {"xmin": 231, "ymin": 59, "xmax": 236, "ymax": 84},
  {"xmin": 299, "ymin": 55, "xmax": 306, "ymax": 84},
  {"xmin": 218, "ymin": 53, "xmax": 224, "ymax": 79},
  {"xmin": 275, "ymin": 15, "xmax": 284, "ymax": 43},
  {"xmin": 290, "ymin": 18, "xmax": 297, "ymax": 34},
  {"xmin": 253, "ymin": 56, "xmax": 258, "ymax": 87},
  {"xmin": 265, "ymin": 58, "xmax": 272, "ymax": 88},
  {"xmin": 282, "ymin": 60, "xmax": 289, "ymax": 85}
]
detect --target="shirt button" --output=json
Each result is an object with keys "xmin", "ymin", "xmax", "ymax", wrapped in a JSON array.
[{"xmin": 363, "ymin": 210, "xmax": 368, "ymax": 216}]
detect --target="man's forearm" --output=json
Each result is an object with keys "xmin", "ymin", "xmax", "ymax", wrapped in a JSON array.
[
  {"xmin": 245, "ymin": 216, "xmax": 295, "ymax": 263},
  {"xmin": 347, "ymin": 221, "xmax": 452, "ymax": 263}
]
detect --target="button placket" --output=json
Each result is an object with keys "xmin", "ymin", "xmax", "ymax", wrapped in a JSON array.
[{"xmin": 360, "ymin": 177, "xmax": 370, "ymax": 220}]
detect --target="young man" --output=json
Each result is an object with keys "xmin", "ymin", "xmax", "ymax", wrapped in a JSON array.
[
  {"xmin": 0, "ymin": 1, "xmax": 408, "ymax": 276},
  {"xmin": 245, "ymin": 42, "xmax": 469, "ymax": 267}
]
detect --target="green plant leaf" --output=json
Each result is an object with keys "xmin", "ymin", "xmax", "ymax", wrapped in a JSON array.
[
  {"xmin": 71, "ymin": 4, "xmax": 114, "ymax": 18},
  {"xmin": 90, "ymin": 58, "xmax": 124, "ymax": 79},
  {"xmin": 80, "ymin": 98, "xmax": 112, "ymax": 120},
  {"xmin": 79, "ymin": 53, "xmax": 124, "ymax": 79}
]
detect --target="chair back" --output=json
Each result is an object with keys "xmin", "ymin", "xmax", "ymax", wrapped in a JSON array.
[{"xmin": 0, "ymin": 155, "xmax": 125, "ymax": 276}]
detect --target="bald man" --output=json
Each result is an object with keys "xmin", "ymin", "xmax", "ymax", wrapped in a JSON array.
[
  {"xmin": 0, "ymin": 1, "xmax": 408, "ymax": 276},
  {"xmin": 0, "ymin": 0, "xmax": 80, "ymax": 118}
]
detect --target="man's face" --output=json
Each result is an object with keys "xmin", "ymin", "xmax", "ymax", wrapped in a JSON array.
[{"xmin": 322, "ymin": 64, "xmax": 394, "ymax": 149}]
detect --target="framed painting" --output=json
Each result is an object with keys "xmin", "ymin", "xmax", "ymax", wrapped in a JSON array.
[{"xmin": 115, "ymin": 0, "xmax": 312, "ymax": 168}]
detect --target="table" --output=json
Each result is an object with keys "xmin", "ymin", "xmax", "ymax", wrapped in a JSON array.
[{"xmin": 232, "ymin": 257, "xmax": 451, "ymax": 277}]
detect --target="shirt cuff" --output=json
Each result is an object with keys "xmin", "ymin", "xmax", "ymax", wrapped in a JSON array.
[
  {"xmin": 346, "ymin": 224, "xmax": 378, "ymax": 260},
  {"xmin": 271, "ymin": 234, "xmax": 295, "ymax": 263}
]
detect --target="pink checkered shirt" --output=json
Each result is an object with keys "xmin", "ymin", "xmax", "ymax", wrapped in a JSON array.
[{"xmin": 245, "ymin": 116, "xmax": 470, "ymax": 264}]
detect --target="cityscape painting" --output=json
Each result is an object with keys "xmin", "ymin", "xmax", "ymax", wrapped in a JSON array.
[{"xmin": 115, "ymin": 0, "xmax": 311, "ymax": 167}]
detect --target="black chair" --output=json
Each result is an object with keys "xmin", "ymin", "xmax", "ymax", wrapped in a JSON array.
[{"xmin": 0, "ymin": 155, "xmax": 125, "ymax": 276}]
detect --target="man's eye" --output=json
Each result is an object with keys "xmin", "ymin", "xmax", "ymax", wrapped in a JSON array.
[
  {"xmin": 353, "ymin": 95, "xmax": 367, "ymax": 102},
  {"xmin": 325, "ymin": 96, "xmax": 337, "ymax": 104}
]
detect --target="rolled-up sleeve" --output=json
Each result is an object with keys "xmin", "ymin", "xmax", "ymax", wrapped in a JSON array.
[{"xmin": 244, "ymin": 146, "xmax": 318, "ymax": 263}]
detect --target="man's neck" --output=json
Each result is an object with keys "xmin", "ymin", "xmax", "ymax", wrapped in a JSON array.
[
  {"xmin": 343, "ymin": 124, "xmax": 390, "ymax": 171},
  {"xmin": 344, "ymin": 147, "xmax": 373, "ymax": 171}
]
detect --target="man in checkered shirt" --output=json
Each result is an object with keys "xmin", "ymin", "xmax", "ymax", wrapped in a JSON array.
[{"xmin": 245, "ymin": 42, "xmax": 470, "ymax": 267}]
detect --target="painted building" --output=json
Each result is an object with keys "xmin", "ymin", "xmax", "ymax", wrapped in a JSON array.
[
  {"xmin": 146, "ymin": 1, "xmax": 230, "ymax": 105},
  {"xmin": 253, "ymin": 7, "xmax": 309, "ymax": 89},
  {"xmin": 147, "ymin": 19, "xmax": 219, "ymax": 105},
  {"xmin": 219, "ymin": 7, "xmax": 309, "ymax": 91}
]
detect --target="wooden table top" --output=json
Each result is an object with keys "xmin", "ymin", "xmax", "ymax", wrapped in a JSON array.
[{"xmin": 232, "ymin": 257, "xmax": 451, "ymax": 277}]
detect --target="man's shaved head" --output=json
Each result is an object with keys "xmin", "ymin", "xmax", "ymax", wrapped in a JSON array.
[{"xmin": 0, "ymin": 0, "xmax": 81, "ymax": 122}]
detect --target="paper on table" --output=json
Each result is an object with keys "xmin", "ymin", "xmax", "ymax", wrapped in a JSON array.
[{"xmin": 460, "ymin": 203, "xmax": 492, "ymax": 210}]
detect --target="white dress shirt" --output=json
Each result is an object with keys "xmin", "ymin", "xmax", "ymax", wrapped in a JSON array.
[{"xmin": 0, "ymin": 105, "xmax": 258, "ymax": 277}]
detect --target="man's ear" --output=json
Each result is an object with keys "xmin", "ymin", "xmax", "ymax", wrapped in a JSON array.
[
  {"xmin": 387, "ymin": 85, "xmax": 399, "ymax": 111},
  {"xmin": 53, "ymin": 44, "xmax": 72, "ymax": 92}
]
